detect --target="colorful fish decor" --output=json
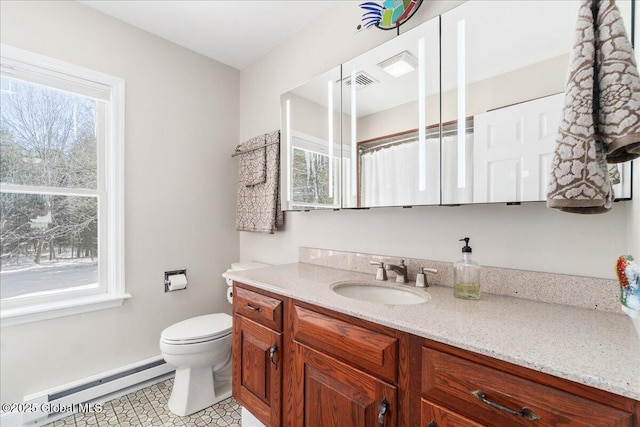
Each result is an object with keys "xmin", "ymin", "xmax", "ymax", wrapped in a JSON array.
[
  {"xmin": 360, "ymin": 0, "xmax": 423, "ymax": 31},
  {"xmin": 616, "ymin": 255, "xmax": 640, "ymax": 340},
  {"xmin": 617, "ymin": 255, "xmax": 640, "ymax": 311}
]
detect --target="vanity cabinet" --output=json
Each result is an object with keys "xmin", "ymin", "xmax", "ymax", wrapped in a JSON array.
[
  {"xmin": 232, "ymin": 285, "xmax": 283, "ymax": 427},
  {"xmin": 421, "ymin": 341, "xmax": 637, "ymax": 427},
  {"xmin": 290, "ymin": 344, "xmax": 397, "ymax": 427},
  {"xmin": 231, "ymin": 282, "xmax": 638, "ymax": 427},
  {"xmin": 285, "ymin": 301, "xmax": 411, "ymax": 427}
]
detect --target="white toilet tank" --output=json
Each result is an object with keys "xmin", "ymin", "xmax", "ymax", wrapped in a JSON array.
[
  {"xmin": 225, "ymin": 262, "xmax": 269, "ymax": 304},
  {"xmin": 225, "ymin": 262, "xmax": 269, "ymax": 284}
]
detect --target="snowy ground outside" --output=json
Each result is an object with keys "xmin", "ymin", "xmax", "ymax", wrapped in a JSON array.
[{"xmin": 1, "ymin": 256, "xmax": 98, "ymax": 299}]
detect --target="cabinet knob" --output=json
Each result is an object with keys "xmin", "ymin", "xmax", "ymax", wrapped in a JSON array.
[
  {"xmin": 428, "ymin": 422, "xmax": 437, "ymax": 427},
  {"xmin": 269, "ymin": 344, "xmax": 279, "ymax": 370},
  {"xmin": 378, "ymin": 398, "xmax": 388, "ymax": 426}
]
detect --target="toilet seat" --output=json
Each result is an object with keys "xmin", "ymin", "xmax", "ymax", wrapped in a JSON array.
[{"xmin": 161, "ymin": 313, "xmax": 232, "ymax": 345}]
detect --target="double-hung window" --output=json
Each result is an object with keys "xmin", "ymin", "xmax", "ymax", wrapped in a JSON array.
[
  {"xmin": 290, "ymin": 132, "xmax": 340, "ymax": 210},
  {"xmin": 0, "ymin": 45, "xmax": 127, "ymax": 326}
]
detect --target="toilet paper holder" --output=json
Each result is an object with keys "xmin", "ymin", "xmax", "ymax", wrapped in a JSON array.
[{"xmin": 165, "ymin": 269, "xmax": 187, "ymax": 292}]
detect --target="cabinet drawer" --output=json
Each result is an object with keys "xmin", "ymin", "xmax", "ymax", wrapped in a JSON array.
[
  {"xmin": 422, "ymin": 347, "xmax": 634, "ymax": 426},
  {"xmin": 292, "ymin": 304, "xmax": 398, "ymax": 384},
  {"xmin": 421, "ymin": 399, "xmax": 483, "ymax": 427},
  {"xmin": 233, "ymin": 284, "xmax": 283, "ymax": 331}
]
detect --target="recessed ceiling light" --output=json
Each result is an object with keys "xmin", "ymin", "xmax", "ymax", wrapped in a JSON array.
[{"xmin": 377, "ymin": 51, "xmax": 418, "ymax": 78}]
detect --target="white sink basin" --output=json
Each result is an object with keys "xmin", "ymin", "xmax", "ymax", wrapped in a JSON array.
[{"xmin": 331, "ymin": 281, "xmax": 428, "ymax": 305}]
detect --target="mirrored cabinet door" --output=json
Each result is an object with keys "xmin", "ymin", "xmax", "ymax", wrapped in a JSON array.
[
  {"xmin": 280, "ymin": 66, "xmax": 342, "ymax": 211},
  {"xmin": 341, "ymin": 17, "xmax": 440, "ymax": 208},
  {"xmin": 440, "ymin": 0, "xmax": 633, "ymax": 205}
]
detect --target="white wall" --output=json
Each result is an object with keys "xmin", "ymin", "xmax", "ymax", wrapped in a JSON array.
[
  {"xmin": 0, "ymin": 1, "xmax": 239, "ymax": 403},
  {"xmin": 239, "ymin": 1, "xmax": 638, "ymax": 279}
]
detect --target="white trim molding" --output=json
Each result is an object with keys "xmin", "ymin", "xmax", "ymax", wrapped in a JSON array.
[
  {"xmin": 0, "ymin": 293, "xmax": 131, "ymax": 327},
  {"xmin": 0, "ymin": 44, "xmax": 127, "ymax": 327}
]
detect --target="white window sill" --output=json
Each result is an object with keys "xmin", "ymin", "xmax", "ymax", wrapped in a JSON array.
[{"xmin": 0, "ymin": 293, "xmax": 132, "ymax": 327}]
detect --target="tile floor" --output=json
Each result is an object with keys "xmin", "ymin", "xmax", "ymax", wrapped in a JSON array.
[{"xmin": 45, "ymin": 379, "xmax": 241, "ymax": 427}]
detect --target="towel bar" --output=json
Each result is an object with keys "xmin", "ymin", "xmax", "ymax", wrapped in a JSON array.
[{"xmin": 231, "ymin": 140, "xmax": 279, "ymax": 158}]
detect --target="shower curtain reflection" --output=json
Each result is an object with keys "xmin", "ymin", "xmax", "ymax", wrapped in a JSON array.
[{"xmin": 359, "ymin": 132, "xmax": 440, "ymax": 207}]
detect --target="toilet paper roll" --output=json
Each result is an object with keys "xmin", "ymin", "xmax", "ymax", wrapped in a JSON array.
[
  {"xmin": 223, "ymin": 269, "xmax": 233, "ymax": 287},
  {"xmin": 226, "ymin": 287, "xmax": 233, "ymax": 304},
  {"xmin": 167, "ymin": 274, "xmax": 188, "ymax": 291}
]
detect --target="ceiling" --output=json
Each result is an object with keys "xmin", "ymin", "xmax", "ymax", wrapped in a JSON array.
[{"xmin": 79, "ymin": 0, "xmax": 342, "ymax": 70}]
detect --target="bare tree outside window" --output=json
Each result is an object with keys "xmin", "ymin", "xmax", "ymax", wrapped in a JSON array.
[
  {"xmin": 292, "ymin": 147, "xmax": 338, "ymax": 208},
  {"xmin": 0, "ymin": 77, "xmax": 100, "ymax": 299}
]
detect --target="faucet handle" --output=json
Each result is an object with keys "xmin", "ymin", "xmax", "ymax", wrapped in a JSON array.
[
  {"xmin": 370, "ymin": 261, "xmax": 388, "ymax": 281},
  {"xmin": 416, "ymin": 267, "xmax": 438, "ymax": 288}
]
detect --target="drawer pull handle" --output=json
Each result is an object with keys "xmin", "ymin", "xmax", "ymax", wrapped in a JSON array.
[
  {"xmin": 378, "ymin": 398, "xmax": 388, "ymax": 427},
  {"xmin": 269, "ymin": 344, "xmax": 278, "ymax": 370},
  {"xmin": 428, "ymin": 422, "xmax": 437, "ymax": 427},
  {"xmin": 471, "ymin": 390, "xmax": 541, "ymax": 421},
  {"xmin": 246, "ymin": 303, "xmax": 262, "ymax": 312}
]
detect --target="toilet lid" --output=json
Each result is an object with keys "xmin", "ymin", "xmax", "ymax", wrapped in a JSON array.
[{"xmin": 161, "ymin": 313, "xmax": 232, "ymax": 344}]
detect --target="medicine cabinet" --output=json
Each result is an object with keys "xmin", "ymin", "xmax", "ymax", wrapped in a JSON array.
[{"xmin": 280, "ymin": 0, "xmax": 635, "ymax": 211}]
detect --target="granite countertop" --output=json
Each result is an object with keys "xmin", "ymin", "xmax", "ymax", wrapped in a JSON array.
[{"xmin": 224, "ymin": 262, "xmax": 640, "ymax": 400}]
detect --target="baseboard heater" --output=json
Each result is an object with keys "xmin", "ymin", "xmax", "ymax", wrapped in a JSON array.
[{"xmin": 19, "ymin": 355, "xmax": 174, "ymax": 426}]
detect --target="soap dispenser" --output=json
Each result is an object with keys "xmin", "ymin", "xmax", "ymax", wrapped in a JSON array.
[{"xmin": 453, "ymin": 237, "xmax": 481, "ymax": 300}]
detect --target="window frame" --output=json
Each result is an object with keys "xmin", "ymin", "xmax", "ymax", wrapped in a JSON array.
[
  {"xmin": 0, "ymin": 45, "xmax": 128, "ymax": 327},
  {"xmin": 290, "ymin": 131, "xmax": 341, "ymax": 209}
]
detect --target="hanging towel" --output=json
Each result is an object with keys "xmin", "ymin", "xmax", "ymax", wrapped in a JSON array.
[
  {"xmin": 237, "ymin": 134, "xmax": 267, "ymax": 187},
  {"xmin": 597, "ymin": 0, "xmax": 640, "ymax": 163},
  {"xmin": 547, "ymin": 0, "xmax": 640, "ymax": 214},
  {"xmin": 236, "ymin": 130, "xmax": 284, "ymax": 233}
]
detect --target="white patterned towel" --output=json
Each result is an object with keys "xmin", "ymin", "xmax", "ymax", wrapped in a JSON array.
[
  {"xmin": 236, "ymin": 131, "xmax": 284, "ymax": 233},
  {"xmin": 597, "ymin": 0, "xmax": 640, "ymax": 163},
  {"xmin": 238, "ymin": 134, "xmax": 267, "ymax": 187},
  {"xmin": 547, "ymin": 0, "xmax": 640, "ymax": 214}
]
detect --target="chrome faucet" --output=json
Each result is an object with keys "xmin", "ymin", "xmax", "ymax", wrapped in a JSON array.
[{"xmin": 385, "ymin": 260, "xmax": 408, "ymax": 283}]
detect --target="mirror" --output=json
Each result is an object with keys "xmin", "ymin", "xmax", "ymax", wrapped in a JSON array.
[
  {"xmin": 440, "ymin": 0, "xmax": 634, "ymax": 204},
  {"xmin": 280, "ymin": 66, "xmax": 342, "ymax": 210},
  {"xmin": 280, "ymin": 1, "xmax": 635, "ymax": 211},
  {"xmin": 341, "ymin": 17, "xmax": 440, "ymax": 208}
]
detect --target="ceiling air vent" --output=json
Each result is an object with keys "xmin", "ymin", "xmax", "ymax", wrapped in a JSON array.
[{"xmin": 341, "ymin": 71, "xmax": 378, "ymax": 90}]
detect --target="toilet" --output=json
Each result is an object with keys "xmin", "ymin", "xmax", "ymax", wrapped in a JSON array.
[
  {"xmin": 160, "ymin": 313, "xmax": 232, "ymax": 416},
  {"xmin": 160, "ymin": 261, "xmax": 268, "ymax": 417}
]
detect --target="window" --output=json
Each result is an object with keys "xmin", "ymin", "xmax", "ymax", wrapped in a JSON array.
[
  {"xmin": 0, "ymin": 45, "xmax": 127, "ymax": 326},
  {"xmin": 290, "ymin": 132, "xmax": 340, "ymax": 209}
]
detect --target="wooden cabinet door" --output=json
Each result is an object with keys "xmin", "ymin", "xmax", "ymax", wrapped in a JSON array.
[
  {"xmin": 233, "ymin": 314, "xmax": 282, "ymax": 427},
  {"xmin": 289, "ymin": 342, "xmax": 397, "ymax": 427},
  {"xmin": 421, "ymin": 400, "xmax": 483, "ymax": 427}
]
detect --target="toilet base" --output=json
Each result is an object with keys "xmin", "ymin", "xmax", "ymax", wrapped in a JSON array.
[{"xmin": 168, "ymin": 367, "xmax": 232, "ymax": 416}]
